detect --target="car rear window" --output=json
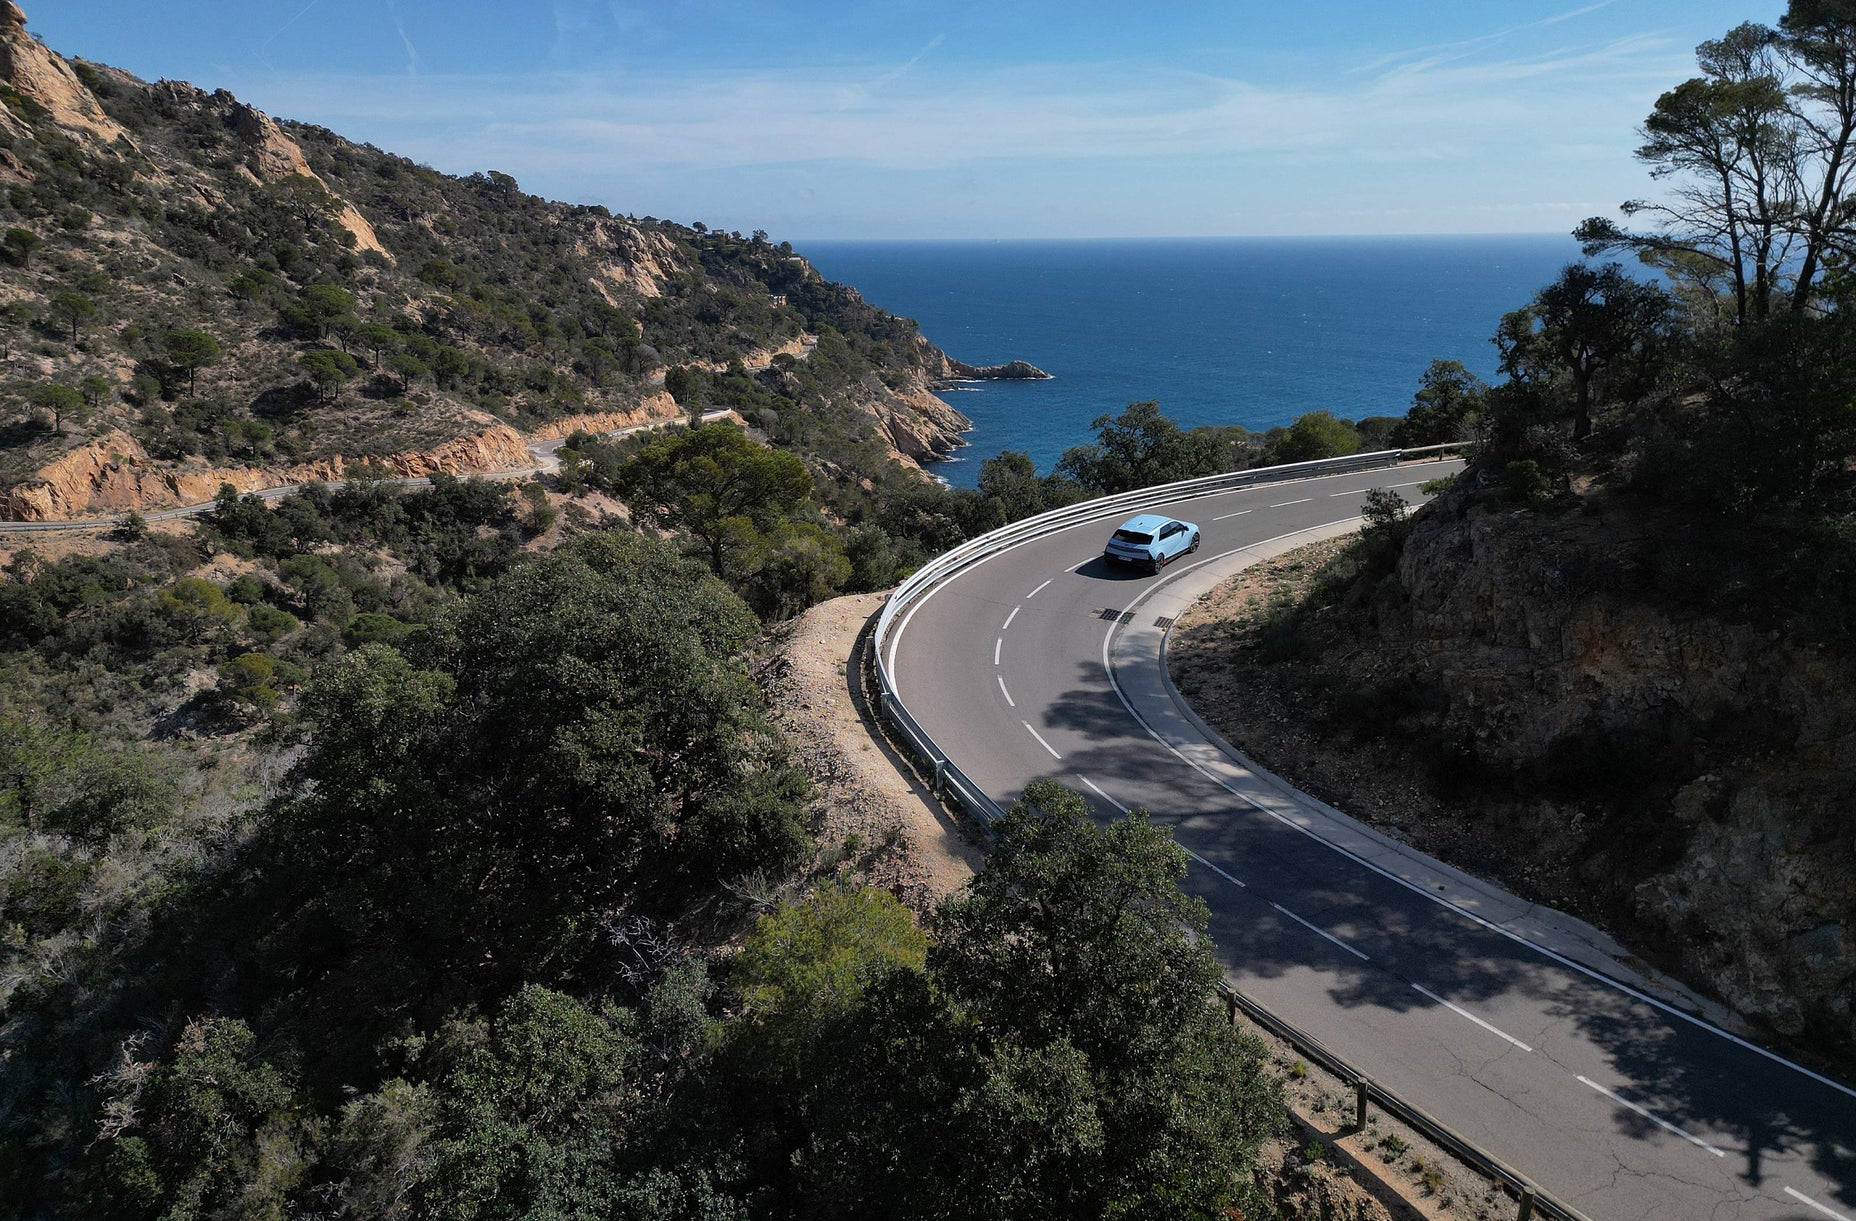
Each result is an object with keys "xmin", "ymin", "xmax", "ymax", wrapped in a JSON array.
[{"xmin": 1112, "ymin": 529, "xmax": 1153, "ymax": 545}]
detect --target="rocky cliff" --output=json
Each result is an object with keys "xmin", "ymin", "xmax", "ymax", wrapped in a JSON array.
[
  {"xmin": 0, "ymin": 1, "xmax": 123, "ymax": 144},
  {"xmin": 154, "ymin": 80, "xmax": 389, "ymax": 258}
]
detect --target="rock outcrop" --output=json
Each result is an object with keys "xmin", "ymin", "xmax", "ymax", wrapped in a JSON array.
[
  {"xmin": 942, "ymin": 358, "xmax": 1052, "ymax": 381},
  {"xmin": 155, "ymin": 80, "xmax": 389, "ymax": 259},
  {"xmin": 582, "ymin": 219, "xmax": 683, "ymax": 300},
  {"xmin": 1179, "ymin": 473, "xmax": 1856, "ymax": 1060},
  {"xmin": 0, "ymin": 2, "xmax": 126, "ymax": 145},
  {"xmin": 867, "ymin": 380, "xmax": 971, "ymax": 466},
  {"xmin": 5, "ymin": 423, "xmax": 534, "ymax": 521},
  {"xmin": 910, "ymin": 334, "xmax": 1050, "ymax": 385},
  {"xmin": 529, "ymin": 393, "xmax": 681, "ymax": 440},
  {"xmin": 1381, "ymin": 484, "xmax": 1856, "ymax": 1051}
]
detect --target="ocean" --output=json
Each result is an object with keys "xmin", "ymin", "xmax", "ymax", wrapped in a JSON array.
[{"xmin": 798, "ymin": 236, "xmax": 1581, "ymax": 488}]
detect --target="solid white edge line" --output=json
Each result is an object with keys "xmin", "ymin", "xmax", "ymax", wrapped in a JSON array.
[
  {"xmin": 1027, "ymin": 578, "xmax": 1054, "ymax": 599},
  {"xmin": 1093, "ymin": 533, "xmax": 1856, "ymax": 1105},
  {"xmin": 1411, "ymin": 984, "xmax": 1533, "ymax": 1052},
  {"xmin": 1022, "ymin": 721, "xmax": 1062, "ymax": 759},
  {"xmin": 891, "ymin": 465, "xmax": 1848, "ymax": 1099},
  {"xmin": 1785, "ymin": 1187, "xmax": 1854, "ymax": 1221},
  {"xmin": 1575, "ymin": 1076, "xmax": 1726, "ymax": 1158},
  {"xmin": 1213, "ymin": 509, "xmax": 1253, "ymax": 521},
  {"xmin": 1329, "ymin": 479, "xmax": 1434, "ymax": 497},
  {"xmin": 997, "ymin": 674, "xmax": 1016, "ymax": 707},
  {"xmin": 1269, "ymin": 497, "xmax": 1313, "ymax": 507},
  {"xmin": 1003, "ymin": 605, "xmax": 1021, "ymax": 631},
  {"xmin": 993, "ymin": 637, "xmax": 1001, "ymax": 666},
  {"xmin": 1078, "ymin": 774, "xmax": 1128, "ymax": 814},
  {"xmin": 885, "ymin": 461, "xmax": 1459, "ymax": 697},
  {"xmin": 1271, "ymin": 902, "xmax": 1371, "ymax": 961},
  {"xmin": 883, "ymin": 462, "xmax": 1447, "ymax": 694}
]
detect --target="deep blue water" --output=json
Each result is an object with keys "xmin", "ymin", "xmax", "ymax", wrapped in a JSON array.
[{"xmin": 798, "ymin": 236, "xmax": 1580, "ymax": 487}]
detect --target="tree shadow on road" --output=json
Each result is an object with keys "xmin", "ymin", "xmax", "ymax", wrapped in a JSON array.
[{"xmin": 1016, "ymin": 667, "xmax": 1856, "ymax": 1212}]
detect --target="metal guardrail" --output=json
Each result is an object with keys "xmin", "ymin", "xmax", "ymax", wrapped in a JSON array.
[
  {"xmin": 867, "ymin": 443, "xmax": 1470, "ymax": 829},
  {"xmin": 1218, "ymin": 983, "xmax": 1585, "ymax": 1221},
  {"xmin": 866, "ymin": 440, "xmax": 1586, "ymax": 1221}
]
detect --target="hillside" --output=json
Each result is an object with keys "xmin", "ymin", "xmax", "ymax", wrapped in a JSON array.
[
  {"xmin": 0, "ymin": 0, "xmax": 969, "ymax": 521},
  {"xmin": 1171, "ymin": 472, "xmax": 1856, "ymax": 1067}
]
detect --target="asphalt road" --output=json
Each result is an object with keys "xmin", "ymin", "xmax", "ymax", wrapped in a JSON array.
[{"xmin": 887, "ymin": 459, "xmax": 1856, "ymax": 1221}]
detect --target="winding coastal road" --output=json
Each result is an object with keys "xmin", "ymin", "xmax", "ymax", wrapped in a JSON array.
[{"xmin": 886, "ymin": 459, "xmax": 1856, "ymax": 1221}]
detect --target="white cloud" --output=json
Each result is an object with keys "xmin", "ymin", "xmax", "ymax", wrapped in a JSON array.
[
  {"xmin": 213, "ymin": 19, "xmax": 1694, "ymax": 235},
  {"xmin": 245, "ymin": 35, "xmax": 1674, "ymax": 169}
]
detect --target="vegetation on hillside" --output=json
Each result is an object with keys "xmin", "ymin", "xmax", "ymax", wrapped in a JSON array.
[
  {"xmin": 0, "ymin": 45, "xmax": 970, "ymax": 504},
  {"xmin": 1191, "ymin": 0, "xmax": 1856, "ymax": 1065},
  {"xmin": 23, "ymin": 0, "xmax": 1856, "ymax": 1213},
  {"xmin": 0, "ymin": 15, "xmax": 1313, "ymax": 1218}
]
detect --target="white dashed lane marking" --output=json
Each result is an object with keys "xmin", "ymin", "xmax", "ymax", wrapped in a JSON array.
[
  {"xmin": 993, "ymin": 637, "xmax": 1001, "ymax": 665},
  {"xmin": 1576, "ymin": 1076, "xmax": 1726, "ymax": 1158},
  {"xmin": 1270, "ymin": 903, "xmax": 1370, "ymax": 961},
  {"xmin": 1026, "ymin": 578, "xmax": 1053, "ymax": 598},
  {"xmin": 997, "ymin": 675, "xmax": 1015, "ymax": 707},
  {"xmin": 1078, "ymin": 775, "xmax": 1127, "ymax": 813},
  {"xmin": 1077, "ymin": 774, "xmax": 1250, "ymax": 889},
  {"xmin": 1213, "ymin": 509, "xmax": 1253, "ymax": 521},
  {"xmin": 1329, "ymin": 479, "xmax": 1435, "ymax": 497},
  {"xmin": 1185, "ymin": 848, "xmax": 1247, "ymax": 888},
  {"xmin": 1023, "ymin": 722, "xmax": 1062, "ymax": 759},
  {"xmin": 1269, "ymin": 498, "xmax": 1312, "ymax": 508},
  {"xmin": 1002, "ymin": 605, "xmax": 1020, "ymax": 630},
  {"xmin": 1412, "ymin": 985, "xmax": 1534, "ymax": 1052},
  {"xmin": 1785, "ymin": 1187, "xmax": 1853, "ymax": 1221}
]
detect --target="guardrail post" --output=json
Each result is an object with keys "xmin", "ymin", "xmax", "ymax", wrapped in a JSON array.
[
  {"xmin": 1514, "ymin": 1185, "xmax": 1537, "ymax": 1221},
  {"xmin": 1224, "ymin": 991, "xmax": 1239, "ymax": 1026},
  {"xmin": 1354, "ymin": 1077, "xmax": 1371, "ymax": 1130},
  {"xmin": 932, "ymin": 760, "xmax": 946, "ymax": 797}
]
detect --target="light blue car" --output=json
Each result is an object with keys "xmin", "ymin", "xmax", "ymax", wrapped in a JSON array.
[{"xmin": 1103, "ymin": 513, "xmax": 1200, "ymax": 572}]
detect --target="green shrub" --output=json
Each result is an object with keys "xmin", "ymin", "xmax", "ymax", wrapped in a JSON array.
[
  {"xmin": 1503, "ymin": 459, "xmax": 1555, "ymax": 506},
  {"xmin": 219, "ymin": 651, "xmax": 279, "ymax": 709},
  {"xmin": 341, "ymin": 611, "xmax": 413, "ymax": 648},
  {"xmin": 246, "ymin": 604, "xmax": 298, "ymax": 643}
]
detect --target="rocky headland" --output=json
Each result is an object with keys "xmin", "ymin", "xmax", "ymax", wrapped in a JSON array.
[{"xmin": 0, "ymin": 3, "xmax": 978, "ymax": 518}]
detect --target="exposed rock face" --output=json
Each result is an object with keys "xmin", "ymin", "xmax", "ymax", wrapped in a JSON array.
[
  {"xmin": 582, "ymin": 219, "xmax": 684, "ymax": 300},
  {"xmin": 529, "ymin": 392, "xmax": 681, "ymax": 440},
  {"xmin": 1382, "ymin": 487, "xmax": 1856, "ymax": 1051},
  {"xmin": 5, "ymin": 423, "xmax": 534, "ymax": 520},
  {"xmin": 868, "ymin": 380, "xmax": 971, "ymax": 466},
  {"xmin": 1187, "ymin": 475, "xmax": 1856, "ymax": 1059},
  {"xmin": 0, "ymin": 2, "xmax": 127, "ymax": 145}
]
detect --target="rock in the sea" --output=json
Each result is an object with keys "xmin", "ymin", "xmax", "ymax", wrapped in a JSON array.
[{"xmin": 945, "ymin": 358, "xmax": 1052, "ymax": 381}]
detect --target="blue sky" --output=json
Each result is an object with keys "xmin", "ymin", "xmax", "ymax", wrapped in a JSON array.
[{"xmin": 31, "ymin": 0, "xmax": 1779, "ymax": 240}]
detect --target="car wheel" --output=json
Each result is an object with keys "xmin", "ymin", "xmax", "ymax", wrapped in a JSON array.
[
  {"xmin": 1187, "ymin": 533, "xmax": 1200, "ymax": 554},
  {"xmin": 1153, "ymin": 552, "xmax": 1168, "ymax": 572}
]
